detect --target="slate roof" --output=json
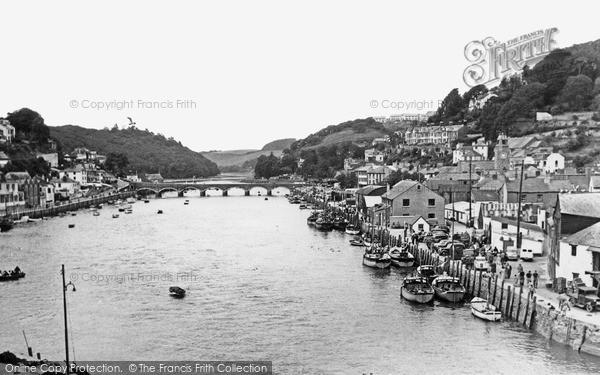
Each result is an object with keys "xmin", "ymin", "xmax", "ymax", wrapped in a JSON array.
[
  {"xmin": 356, "ymin": 185, "xmax": 387, "ymax": 196},
  {"xmin": 472, "ymin": 190, "xmax": 500, "ymax": 202},
  {"xmin": 506, "ymin": 178, "xmax": 573, "ymax": 193},
  {"xmin": 559, "ymin": 193, "xmax": 600, "ymax": 218},
  {"xmin": 382, "ymin": 180, "xmax": 419, "ymax": 200},
  {"xmin": 566, "ymin": 221, "xmax": 600, "ymax": 247}
]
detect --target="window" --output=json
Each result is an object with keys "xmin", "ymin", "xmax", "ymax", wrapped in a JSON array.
[
  {"xmin": 520, "ymin": 194, "xmax": 526, "ymax": 202},
  {"xmin": 402, "ymin": 213, "xmax": 409, "ymax": 216},
  {"xmin": 571, "ymin": 245, "xmax": 577, "ymax": 256},
  {"xmin": 418, "ymin": 224, "xmax": 424, "ymax": 231},
  {"xmin": 428, "ymin": 199, "xmax": 435, "ymax": 206},
  {"xmin": 537, "ymin": 194, "xmax": 543, "ymax": 203},
  {"xmin": 501, "ymin": 223, "xmax": 508, "ymax": 229},
  {"xmin": 402, "ymin": 199, "xmax": 410, "ymax": 207},
  {"xmin": 428, "ymin": 213, "xmax": 435, "ymax": 219}
]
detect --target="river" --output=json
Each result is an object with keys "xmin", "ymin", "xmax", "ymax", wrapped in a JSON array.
[{"xmin": 1, "ymin": 197, "xmax": 600, "ymax": 374}]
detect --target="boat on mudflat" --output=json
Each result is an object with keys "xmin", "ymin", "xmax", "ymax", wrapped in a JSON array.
[
  {"xmin": 389, "ymin": 246, "xmax": 415, "ymax": 267},
  {"xmin": 470, "ymin": 297, "xmax": 502, "ymax": 321},
  {"xmin": 169, "ymin": 286, "xmax": 186, "ymax": 298},
  {"xmin": 349, "ymin": 238, "xmax": 365, "ymax": 246},
  {"xmin": 431, "ymin": 275, "xmax": 466, "ymax": 302},
  {"xmin": 0, "ymin": 217, "xmax": 14, "ymax": 232},
  {"xmin": 400, "ymin": 276, "xmax": 434, "ymax": 304}
]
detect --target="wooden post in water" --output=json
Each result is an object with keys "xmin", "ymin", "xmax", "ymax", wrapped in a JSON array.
[
  {"xmin": 523, "ymin": 290, "xmax": 531, "ymax": 326},
  {"xmin": 477, "ymin": 271, "xmax": 483, "ymax": 298},
  {"xmin": 529, "ymin": 296, "xmax": 537, "ymax": 329},
  {"xmin": 507, "ymin": 286, "xmax": 513, "ymax": 318},
  {"xmin": 466, "ymin": 268, "xmax": 471, "ymax": 295},
  {"xmin": 516, "ymin": 287, "xmax": 523, "ymax": 321},
  {"xmin": 492, "ymin": 274, "xmax": 498, "ymax": 305},
  {"xmin": 498, "ymin": 279, "xmax": 505, "ymax": 312}
]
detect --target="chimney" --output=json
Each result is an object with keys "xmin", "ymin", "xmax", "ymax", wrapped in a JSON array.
[{"xmin": 492, "ymin": 174, "xmax": 497, "ymax": 180}]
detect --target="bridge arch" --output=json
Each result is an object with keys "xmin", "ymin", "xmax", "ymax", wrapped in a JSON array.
[
  {"xmin": 158, "ymin": 187, "xmax": 179, "ymax": 198},
  {"xmin": 226, "ymin": 187, "xmax": 246, "ymax": 196},
  {"xmin": 271, "ymin": 186, "xmax": 291, "ymax": 196},
  {"xmin": 204, "ymin": 187, "xmax": 224, "ymax": 197},
  {"xmin": 182, "ymin": 187, "xmax": 201, "ymax": 197},
  {"xmin": 136, "ymin": 187, "xmax": 158, "ymax": 195},
  {"xmin": 249, "ymin": 186, "xmax": 268, "ymax": 196}
]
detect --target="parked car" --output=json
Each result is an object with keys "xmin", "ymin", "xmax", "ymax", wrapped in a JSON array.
[
  {"xmin": 567, "ymin": 285, "xmax": 600, "ymax": 312},
  {"xmin": 505, "ymin": 247, "xmax": 519, "ymax": 261},
  {"xmin": 520, "ymin": 248, "xmax": 534, "ymax": 261},
  {"xmin": 474, "ymin": 256, "xmax": 489, "ymax": 271}
]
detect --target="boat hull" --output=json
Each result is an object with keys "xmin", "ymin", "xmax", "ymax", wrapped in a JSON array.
[
  {"xmin": 362, "ymin": 255, "xmax": 391, "ymax": 269},
  {"xmin": 433, "ymin": 289, "xmax": 465, "ymax": 303},
  {"xmin": 470, "ymin": 298, "xmax": 502, "ymax": 321},
  {"xmin": 400, "ymin": 288, "xmax": 434, "ymax": 303},
  {"xmin": 0, "ymin": 272, "xmax": 26, "ymax": 282}
]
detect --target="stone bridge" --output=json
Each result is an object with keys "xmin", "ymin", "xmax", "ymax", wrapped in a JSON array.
[{"xmin": 130, "ymin": 180, "xmax": 307, "ymax": 198}]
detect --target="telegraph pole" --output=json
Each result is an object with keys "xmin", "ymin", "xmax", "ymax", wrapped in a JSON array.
[{"xmin": 516, "ymin": 161, "xmax": 525, "ymax": 250}]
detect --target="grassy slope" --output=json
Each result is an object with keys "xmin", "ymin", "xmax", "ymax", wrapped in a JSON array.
[{"xmin": 201, "ymin": 149, "xmax": 284, "ymax": 167}]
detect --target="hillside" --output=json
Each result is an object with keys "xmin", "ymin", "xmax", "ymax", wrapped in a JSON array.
[
  {"xmin": 261, "ymin": 138, "xmax": 296, "ymax": 151},
  {"xmin": 290, "ymin": 118, "xmax": 387, "ymax": 151},
  {"xmin": 50, "ymin": 125, "xmax": 219, "ymax": 178},
  {"xmin": 201, "ymin": 149, "xmax": 284, "ymax": 167}
]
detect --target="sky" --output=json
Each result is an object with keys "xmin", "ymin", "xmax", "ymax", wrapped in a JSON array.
[{"xmin": 1, "ymin": 1, "xmax": 599, "ymax": 152}]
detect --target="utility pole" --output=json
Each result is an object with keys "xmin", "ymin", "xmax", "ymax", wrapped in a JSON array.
[
  {"xmin": 468, "ymin": 157, "xmax": 472, "ymax": 228},
  {"xmin": 62, "ymin": 265, "xmax": 76, "ymax": 374},
  {"xmin": 516, "ymin": 161, "xmax": 525, "ymax": 250}
]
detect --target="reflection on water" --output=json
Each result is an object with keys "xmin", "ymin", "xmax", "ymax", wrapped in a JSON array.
[{"xmin": 1, "ymin": 197, "xmax": 600, "ymax": 374}]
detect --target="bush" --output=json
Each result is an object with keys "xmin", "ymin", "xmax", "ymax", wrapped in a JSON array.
[{"xmin": 592, "ymin": 113, "xmax": 600, "ymax": 122}]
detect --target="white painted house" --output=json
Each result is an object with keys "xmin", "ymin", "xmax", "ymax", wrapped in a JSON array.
[
  {"xmin": 542, "ymin": 153, "xmax": 565, "ymax": 173},
  {"xmin": 555, "ymin": 221, "xmax": 600, "ymax": 287}
]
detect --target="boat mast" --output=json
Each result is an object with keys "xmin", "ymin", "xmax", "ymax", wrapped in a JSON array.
[{"xmin": 61, "ymin": 265, "xmax": 70, "ymax": 374}]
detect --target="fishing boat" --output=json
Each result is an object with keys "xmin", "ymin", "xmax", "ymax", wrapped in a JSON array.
[
  {"xmin": 416, "ymin": 265, "xmax": 438, "ymax": 283},
  {"xmin": 126, "ymin": 197, "xmax": 136, "ymax": 204},
  {"xmin": 400, "ymin": 276, "xmax": 435, "ymax": 303},
  {"xmin": 306, "ymin": 212, "xmax": 318, "ymax": 226},
  {"xmin": 389, "ymin": 246, "xmax": 415, "ymax": 267},
  {"xmin": 125, "ymin": 208, "xmax": 133, "ymax": 214},
  {"xmin": 169, "ymin": 286, "xmax": 186, "ymax": 298},
  {"xmin": 362, "ymin": 246, "xmax": 391, "ymax": 269},
  {"xmin": 157, "ymin": 209, "xmax": 163, "ymax": 214},
  {"xmin": 184, "ymin": 200, "xmax": 190, "ymax": 205},
  {"xmin": 144, "ymin": 200, "xmax": 150, "ymax": 203},
  {"xmin": 344, "ymin": 224, "xmax": 360, "ymax": 235},
  {"xmin": 299, "ymin": 204, "xmax": 308, "ymax": 209},
  {"xmin": 93, "ymin": 211, "xmax": 100, "ymax": 217},
  {"xmin": 470, "ymin": 297, "xmax": 502, "ymax": 321},
  {"xmin": 431, "ymin": 274, "xmax": 466, "ymax": 302},
  {"xmin": 0, "ymin": 271, "xmax": 26, "ymax": 282},
  {"xmin": 112, "ymin": 214, "xmax": 119, "ymax": 218},
  {"xmin": 315, "ymin": 216, "xmax": 333, "ymax": 231}
]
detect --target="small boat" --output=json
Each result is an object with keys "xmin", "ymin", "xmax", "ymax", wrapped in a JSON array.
[
  {"xmin": 125, "ymin": 209, "xmax": 133, "ymax": 214},
  {"xmin": 362, "ymin": 246, "xmax": 391, "ymax": 269},
  {"xmin": 68, "ymin": 224, "xmax": 75, "ymax": 228},
  {"xmin": 112, "ymin": 214, "xmax": 119, "ymax": 218},
  {"xmin": 307, "ymin": 213, "xmax": 318, "ymax": 226},
  {"xmin": 389, "ymin": 246, "xmax": 415, "ymax": 267},
  {"xmin": 107, "ymin": 200, "xmax": 114, "ymax": 205},
  {"xmin": 299, "ymin": 204, "xmax": 308, "ymax": 209},
  {"xmin": 401, "ymin": 276, "xmax": 435, "ymax": 303},
  {"xmin": 93, "ymin": 212, "xmax": 100, "ymax": 217},
  {"xmin": 470, "ymin": 297, "xmax": 502, "ymax": 321},
  {"xmin": 264, "ymin": 197, "xmax": 268, "ymax": 200},
  {"xmin": 349, "ymin": 238, "xmax": 365, "ymax": 247},
  {"xmin": 184, "ymin": 200, "xmax": 189, "ymax": 205},
  {"xmin": 70, "ymin": 213, "xmax": 76, "ymax": 216},
  {"xmin": 157, "ymin": 209, "xmax": 163, "ymax": 214},
  {"xmin": 431, "ymin": 274, "xmax": 466, "ymax": 302},
  {"xmin": 345, "ymin": 225, "xmax": 360, "ymax": 235},
  {"xmin": 144, "ymin": 200, "xmax": 150, "ymax": 203},
  {"xmin": 98, "ymin": 204, "xmax": 103, "ymax": 209},
  {"xmin": 118, "ymin": 207, "xmax": 125, "ymax": 212},
  {"xmin": 126, "ymin": 197, "xmax": 136, "ymax": 204},
  {"xmin": 169, "ymin": 286, "xmax": 186, "ymax": 298},
  {"xmin": 416, "ymin": 265, "xmax": 438, "ymax": 283},
  {"xmin": 315, "ymin": 217, "xmax": 333, "ymax": 231},
  {"xmin": 0, "ymin": 271, "xmax": 26, "ymax": 282}
]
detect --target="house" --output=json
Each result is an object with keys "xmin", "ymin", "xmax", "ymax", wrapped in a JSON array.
[
  {"xmin": 51, "ymin": 176, "xmax": 79, "ymax": 197},
  {"xmin": 404, "ymin": 124, "xmax": 467, "ymax": 146},
  {"xmin": 536, "ymin": 112, "xmax": 553, "ymax": 121},
  {"xmin": 0, "ymin": 118, "xmax": 15, "ymax": 143},
  {"xmin": 144, "ymin": 173, "xmax": 164, "ymax": 184},
  {"xmin": 548, "ymin": 193, "xmax": 600, "ymax": 282},
  {"xmin": 542, "ymin": 153, "xmax": 565, "ymax": 173},
  {"xmin": 344, "ymin": 158, "xmax": 362, "ymax": 171},
  {"xmin": 40, "ymin": 180, "xmax": 55, "ymax": 206},
  {"xmin": 371, "ymin": 136, "xmax": 390, "ymax": 146},
  {"xmin": 0, "ymin": 151, "xmax": 10, "ymax": 168},
  {"xmin": 366, "ymin": 166, "xmax": 395, "ymax": 186},
  {"xmin": 452, "ymin": 145, "xmax": 486, "ymax": 164},
  {"xmin": 489, "ymin": 216, "xmax": 544, "ymax": 254},
  {"xmin": 382, "ymin": 180, "xmax": 445, "ymax": 226},
  {"xmin": 0, "ymin": 172, "xmax": 26, "ymax": 214},
  {"xmin": 406, "ymin": 215, "xmax": 430, "ymax": 234},
  {"xmin": 364, "ymin": 148, "xmax": 385, "ymax": 163},
  {"xmin": 556, "ymin": 222, "xmax": 600, "ymax": 288},
  {"xmin": 505, "ymin": 177, "xmax": 574, "ymax": 207},
  {"xmin": 589, "ymin": 176, "xmax": 600, "ymax": 193},
  {"xmin": 36, "ymin": 152, "xmax": 59, "ymax": 168},
  {"xmin": 355, "ymin": 185, "xmax": 387, "ymax": 218},
  {"xmin": 444, "ymin": 201, "xmax": 480, "ymax": 226}
]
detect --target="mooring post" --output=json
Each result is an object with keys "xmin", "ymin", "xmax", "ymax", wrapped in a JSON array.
[
  {"xmin": 529, "ymin": 296, "xmax": 537, "ymax": 329},
  {"xmin": 498, "ymin": 279, "xmax": 505, "ymax": 312},
  {"xmin": 516, "ymin": 286, "xmax": 523, "ymax": 321},
  {"xmin": 492, "ymin": 274, "xmax": 498, "ymax": 306},
  {"xmin": 477, "ymin": 271, "xmax": 483, "ymax": 298},
  {"xmin": 523, "ymin": 290, "xmax": 531, "ymax": 326},
  {"xmin": 507, "ymin": 286, "xmax": 513, "ymax": 318}
]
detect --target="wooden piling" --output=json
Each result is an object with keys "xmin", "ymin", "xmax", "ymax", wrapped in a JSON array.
[
  {"xmin": 516, "ymin": 287, "xmax": 523, "ymax": 321},
  {"xmin": 466, "ymin": 268, "xmax": 471, "ymax": 295},
  {"xmin": 523, "ymin": 290, "xmax": 531, "ymax": 326},
  {"xmin": 498, "ymin": 279, "xmax": 505, "ymax": 312},
  {"xmin": 492, "ymin": 275, "xmax": 498, "ymax": 306},
  {"xmin": 529, "ymin": 296, "xmax": 537, "ymax": 329},
  {"xmin": 507, "ymin": 286, "xmax": 513, "ymax": 319},
  {"xmin": 477, "ymin": 271, "xmax": 483, "ymax": 298}
]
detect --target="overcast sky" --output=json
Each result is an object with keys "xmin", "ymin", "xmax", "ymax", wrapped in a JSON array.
[{"xmin": 1, "ymin": 1, "xmax": 598, "ymax": 151}]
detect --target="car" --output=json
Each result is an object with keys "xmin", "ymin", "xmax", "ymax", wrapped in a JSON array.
[
  {"xmin": 505, "ymin": 247, "xmax": 519, "ymax": 261},
  {"xmin": 433, "ymin": 239, "xmax": 453, "ymax": 249},
  {"xmin": 474, "ymin": 256, "xmax": 489, "ymax": 271},
  {"xmin": 520, "ymin": 248, "xmax": 534, "ymax": 261}
]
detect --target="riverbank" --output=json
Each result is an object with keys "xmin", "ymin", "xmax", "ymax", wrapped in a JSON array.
[{"xmin": 2, "ymin": 191, "xmax": 135, "ymax": 222}]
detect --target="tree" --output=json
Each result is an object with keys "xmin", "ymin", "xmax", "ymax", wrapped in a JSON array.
[
  {"xmin": 556, "ymin": 75, "xmax": 594, "ymax": 111},
  {"xmin": 336, "ymin": 172, "xmax": 357, "ymax": 189},
  {"xmin": 254, "ymin": 152, "xmax": 281, "ymax": 179},
  {"xmin": 105, "ymin": 152, "xmax": 129, "ymax": 176},
  {"xmin": 6, "ymin": 108, "xmax": 49, "ymax": 144}
]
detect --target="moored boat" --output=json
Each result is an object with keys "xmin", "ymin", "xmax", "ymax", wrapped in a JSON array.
[
  {"xmin": 349, "ymin": 238, "xmax": 365, "ymax": 246},
  {"xmin": 470, "ymin": 297, "xmax": 502, "ymax": 321},
  {"xmin": 169, "ymin": 286, "xmax": 186, "ymax": 298},
  {"xmin": 0, "ymin": 271, "xmax": 26, "ymax": 282},
  {"xmin": 431, "ymin": 274, "xmax": 466, "ymax": 302},
  {"xmin": 416, "ymin": 265, "xmax": 438, "ymax": 283},
  {"xmin": 362, "ymin": 246, "xmax": 391, "ymax": 269},
  {"xmin": 344, "ymin": 224, "xmax": 360, "ymax": 235},
  {"xmin": 400, "ymin": 276, "xmax": 434, "ymax": 304},
  {"xmin": 306, "ymin": 213, "xmax": 318, "ymax": 226},
  {"xmin": 315, "ymin": 217, "xmax": 333, "ymax": 231},
  {"xmin": 389, "ymin": 246, "xmax": 415, "ymax": 267},
  {"xmin": 0, "ymin": 217, "xmax": 14, "ymax": 232},
  {"xmin": 126, "ymin": 197, "xmax": 136, "ymax": 204}
]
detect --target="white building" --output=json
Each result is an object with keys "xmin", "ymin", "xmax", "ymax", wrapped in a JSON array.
[
  {"xmin": 0, "ymin": 118, "xmax": 15, "ymax": 143},
  {"xmin": 489, "ymin": 216, "xmax": 544, "ymax": 255},
  {"xmin": 542, "ymin": 153, "xmax": 565, "ymax": 173},
  {"xmin": 555, "ymin": 222, "xmax": 600, "ymax": 287},
  {"xmin": 364, "ymin": 148, "xmax": 385, "ymax": 163}
]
